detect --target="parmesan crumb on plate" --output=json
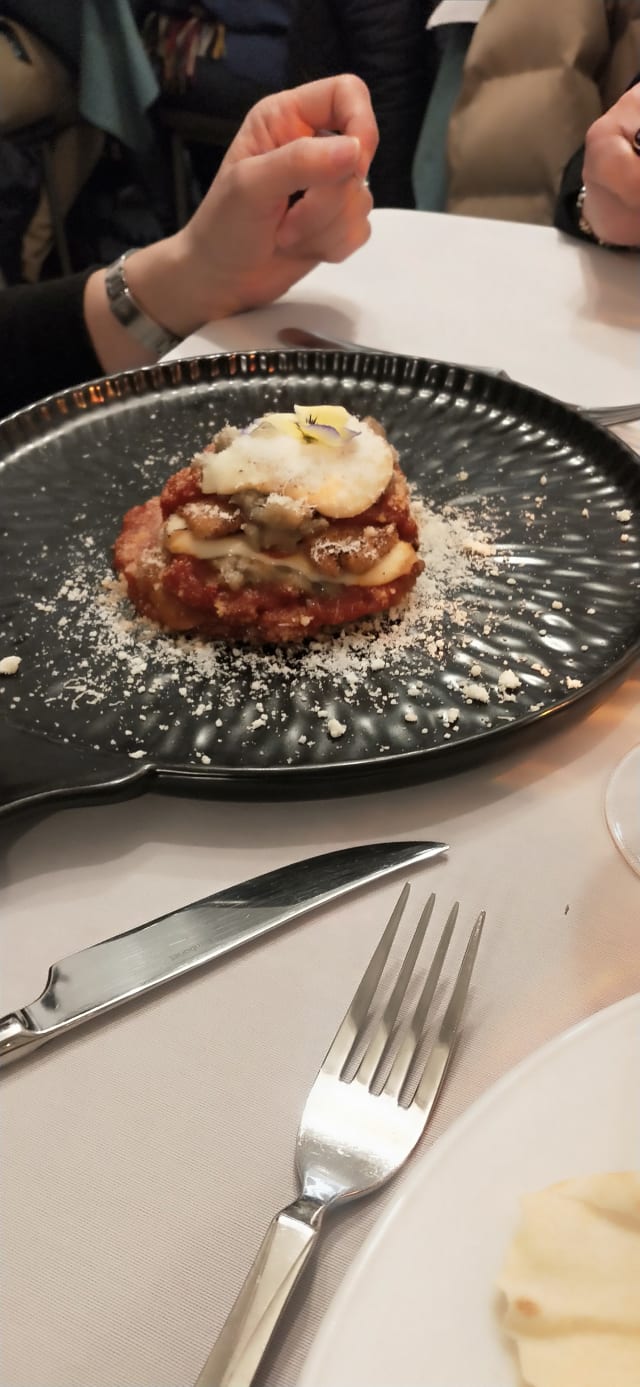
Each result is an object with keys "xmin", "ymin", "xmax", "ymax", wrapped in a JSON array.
[
  {"xmin": 326, "ymin": 717, "xmax": 347, "ymax": 739},
  {"xmin": 498, "ymin": 669, "xmax": 522, "ymax": 693},
  {"xmin": 461, "ymin": 680, "xmax": 490, "ymax": 704},
  {"xmin": 0, "ymin": 655, "xmax": 21, "ymax": 675}
]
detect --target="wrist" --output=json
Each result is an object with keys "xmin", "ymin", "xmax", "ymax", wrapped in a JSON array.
[
  {"xmin": 176, "ymin": 217, "xmax": 249, "ymax": 324},
  {"xmin": 576, "ymin": 183, "xmax": 640, "ymax": 251},
  {"xmin": 124, "ymin": 234, "xmax": 206, "ymax": 342}
]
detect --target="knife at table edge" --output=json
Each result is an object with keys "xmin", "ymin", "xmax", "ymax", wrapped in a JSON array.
[{"xmin": 0, "ymin": 839, "xmax": 447, "ymax": 1067}]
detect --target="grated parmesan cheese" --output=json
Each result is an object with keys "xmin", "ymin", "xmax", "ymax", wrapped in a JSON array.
[
  {"xmin": 461, "ymin": 680, "xmax": 490, "ymax": 704},
  {"xmin": 327, "ymin": 718, "xmax": 347, "ymax": 739},
  {"xmin": 0, "ymin": 655, "xmax": 21, "ymax": 676}
]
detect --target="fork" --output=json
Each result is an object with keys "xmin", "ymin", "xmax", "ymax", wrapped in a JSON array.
[
  {"xmin": 276, "ymin": 327, "xmax": 640, "ymax": 428},
  {"xmin": 194, "ymin": 886, "xmax": 485, "ymax": 1387}
]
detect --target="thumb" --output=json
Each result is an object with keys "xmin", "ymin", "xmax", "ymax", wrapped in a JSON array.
[{"xmin": 241, "ymin": 134, "xmax": 361, "ymax": 206}]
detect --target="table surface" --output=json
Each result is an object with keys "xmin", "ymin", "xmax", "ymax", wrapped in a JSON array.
[{"xmin": 2, "ymin": 209, "xmax": 640, "ymax": 1387}]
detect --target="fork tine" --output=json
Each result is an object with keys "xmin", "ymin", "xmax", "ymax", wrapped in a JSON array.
[
  {"xmin": 320, "ymin": 882, "xmax": 410, "ymax": 1077},
  {"xmin": 355, "ymin": 894, "xmax": 436, "ymax": 1089},
  {"xmin": 411, "ymin": 909, "xmax": 485, "ymax": 1115},
  {"xmin": 384, "ymin": 901, "xmax": 459, "ymax": 1101}
]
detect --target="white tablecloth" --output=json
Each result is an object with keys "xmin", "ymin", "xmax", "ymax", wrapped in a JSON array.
[{"xmin": 2, "ymin": 210, "xmax": 640, "ymax": 1387}]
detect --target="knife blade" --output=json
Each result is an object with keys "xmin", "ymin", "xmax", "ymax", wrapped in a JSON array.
[{"xmin": 0, "ymin": 840, "xmax": 447, "ymax": 1067}]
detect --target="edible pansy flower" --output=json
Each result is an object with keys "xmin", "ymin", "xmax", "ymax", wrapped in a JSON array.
[{"xmin": 250, "ymin": 405, "xmax": 360, "ymax": 448}]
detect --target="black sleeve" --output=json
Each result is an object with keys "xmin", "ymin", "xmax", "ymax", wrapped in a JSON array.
[
  {"xmin": 289, "ymin": 0, "xmax": 435, "ymax": 209},
  {"xmin": 0, "ymin": 269, "xmax": 102, "ymax": 420}
]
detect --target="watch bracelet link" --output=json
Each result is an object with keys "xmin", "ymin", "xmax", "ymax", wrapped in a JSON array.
[{"xmin": 104, "ymin": 250, "xmax": 181, "ymax": 358}]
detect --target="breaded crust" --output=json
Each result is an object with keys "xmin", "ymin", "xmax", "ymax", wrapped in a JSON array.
[{"xmin": 114, "ymin": 495, "xmax": 421, "ymax": 643}]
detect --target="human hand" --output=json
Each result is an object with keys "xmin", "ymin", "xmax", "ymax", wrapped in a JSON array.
[
  {"xmin": 581, "ymin": 85, "xmax": 640, "ymax": 247},
  {"xmin": 86, "ymin": 76, "xmax": 377, "ymax": 373},
  {"xmin": 172, "ymin": 74, "xmax": 378, "ymax": 326}
]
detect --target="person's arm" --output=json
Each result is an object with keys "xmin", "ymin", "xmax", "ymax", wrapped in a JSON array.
[
  {"xmin": 1, "ymin": 75, "xmax": 378, "ymax": 417},
  {"xmin": 84, "ymin": 74, "xmax": 377, "ymax": 373},
  {"xmin": 554, "ymin": 78, "xmax": 640, "ymax": 247},
  {"xmin": 0, "ymin": 270, "xmax": 100, "ymax": 418}
]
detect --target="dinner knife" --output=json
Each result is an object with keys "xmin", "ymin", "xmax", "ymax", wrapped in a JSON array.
[{"xmin": 0, "ymin": 840, "xmax": 447, "ymax": 1067}]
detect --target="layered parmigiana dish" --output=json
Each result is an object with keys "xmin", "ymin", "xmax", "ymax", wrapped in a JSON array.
[
  {"xmin": 114, "ymin": 405, "xmax": 423, "ymax": 643},
  {"xmin": 497, "ymin": 1171, "xmax": 640, "ymax": 1387}
]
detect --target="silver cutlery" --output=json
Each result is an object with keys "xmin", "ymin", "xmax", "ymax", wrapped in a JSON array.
[
  {"xmin": 277, "ymin": 327, "xmax": 640, "ymax": 428},
  {"xmin": 0, "ymin": 840, "xmax": 447, "ymax": 1067},
  {"xmin": 194, "ymin": 886, "xmax": 484, "ymax": 1387}
]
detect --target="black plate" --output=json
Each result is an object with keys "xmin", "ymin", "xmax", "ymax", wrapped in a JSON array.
[{"xmin": 1, "ymin": 350, "xmax": 639, "ymax": 816}]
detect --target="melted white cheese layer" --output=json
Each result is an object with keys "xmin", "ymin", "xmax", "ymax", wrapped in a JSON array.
[
  {"xmin": 194, "ymin": 417, "xmax": 394, "ymax": 520},
  {"xmin": 165, "ymin": 528, "xmax": 417, "ymax": 588}
]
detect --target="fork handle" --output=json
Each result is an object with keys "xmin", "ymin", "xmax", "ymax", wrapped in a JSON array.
[{"xmin": 194, "ymin": 1195, "xmax": 326, "ymax": 1387}]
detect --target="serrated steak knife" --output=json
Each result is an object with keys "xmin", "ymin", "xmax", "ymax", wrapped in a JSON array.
[{"xmin": 0, "ymin": 840, "xmax": 447, "ymax": 1067}]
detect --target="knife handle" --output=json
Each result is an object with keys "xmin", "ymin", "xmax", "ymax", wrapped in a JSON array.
[{"xmin": 0, "ymin": 1012, "xmax": 46, "ymax": 1066}]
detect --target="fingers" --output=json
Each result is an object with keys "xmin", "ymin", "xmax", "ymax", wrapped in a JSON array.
[
  {"xmin": 276, "ymin": 177, "xmax": 373, "ymax": 262},
  {"xmin": 238, "ymin": 76, "xmax": 378, "ymax": 182},
  {"xmin": 600, "ymin": 85, "xmax": 640, "ymax": 144},
  {"xmin": 316, "ymin": 214, "xmax": 372, "ymax": 264},
  {"xmin": 585, "ymin": 130, "xmax": 640, "ymax": 213},
  {"xmin": 277, "ymin": 175, "xmax": 373, "ymax": 249},
  {"xmin": 229, "ymin": 131, "xmax": 364, "ymax": 210},
  {"xmin": 288, "ymin": 75, "xmax": 379, "ymax": 178},
  {"xmin": 584, "ymin": 89, "xmax": 640, "ymax": 212}
]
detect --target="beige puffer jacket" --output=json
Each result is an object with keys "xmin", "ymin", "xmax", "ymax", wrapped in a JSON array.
[{"xmin": 446, "ymin": 0, "xmax": 640, "ymax": 223}]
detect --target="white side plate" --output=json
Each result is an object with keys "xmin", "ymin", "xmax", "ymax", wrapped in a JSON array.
[{"xmin": 301, "ymin": 993, "xmax": 640, "ymax": 1387}]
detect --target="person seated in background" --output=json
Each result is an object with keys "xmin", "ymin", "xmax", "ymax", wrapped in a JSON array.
[
  {"xmin": 287, "ymin": 0, "xmax": 434, "ymax": 209},
  {"xmin": 0, "ymin": 74, "xmax": 377, "ymax": 420},
  {"xmin": 142, "ymin": 0, "xmax": 294, "ymax": 122},
  {"xmin": 413, "ymin": 0, "xmax": 640, "ymax": 227},
  {"xmin": 140, "ymin": 0, "xmax": 296, "ymax": 198},
  {"xmin": 555, "ymin": 78, "xmax": 640, "ymax": 248}
]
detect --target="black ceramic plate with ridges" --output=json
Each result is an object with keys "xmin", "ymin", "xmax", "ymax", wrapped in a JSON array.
[{"xmin": 1, "ymin": 350, "xmax": 639, "ymax": 815}]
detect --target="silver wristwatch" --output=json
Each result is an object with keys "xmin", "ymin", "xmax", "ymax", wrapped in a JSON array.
[{"xmin": 104, "ymin": 249, "xmax": 181, "ymax": 357}]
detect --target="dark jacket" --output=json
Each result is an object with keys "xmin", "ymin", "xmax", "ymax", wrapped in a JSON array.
[
  {"xmin": 288, "ymin": 0, "xmax": 435, "ymax": 209},
  {"xmin": 442, "ymin": 0, "xmax": 640, "ymax": 226},
  {"xmin": 0, "ymin": 269, "xmax": 100, "ymax": 419}
]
